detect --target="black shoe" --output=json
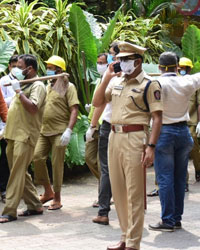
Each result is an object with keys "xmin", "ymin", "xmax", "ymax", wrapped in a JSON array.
[
  {"xmin": 147, "ymin": 189, "xmax": 159, "ymax": 197},
  {"xmin": 149, "ymin": 221, "xmax": 174, "ymax": 232},
  {"xmin": 185, "ymin": 183, "xmax": 189, "ymax": 192},
  {"xmin": 174, "ymin": 221, "xmax": 182, "ymax": 229},
  {"xmin": 195, "ymin": 171, "xmax": 200, "ymax": 182},
  {"xmin": 1, "ymin": 192, "xmax": 6, "ymax": 203}
]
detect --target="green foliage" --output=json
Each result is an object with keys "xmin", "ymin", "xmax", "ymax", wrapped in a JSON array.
[
  {"xmin": 0, "ymin": 38, "xmax": 16, "ymax": 72},
  {"xmin": 112, "ymin": 12, "xmax": 170, "ymax": 63},
  {"xmin": 181, "ymin": 25, "xmax": 200, "ymax": 63},
  {"xmin": 65, "ymin": 115, "xmax": 89, "ymax": 168},
  {"xmin": 181, "ymin": 25, "xmax": 200, "ymax": 74}
]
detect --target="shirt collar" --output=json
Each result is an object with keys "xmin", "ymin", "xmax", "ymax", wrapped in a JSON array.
[
  {"xmin": 125, "ymin": 70, "xmax": 147, "ymax": 84},
  {"xmin": 162, "ymin": 72, "xmax": 177, "ymax": 77}
]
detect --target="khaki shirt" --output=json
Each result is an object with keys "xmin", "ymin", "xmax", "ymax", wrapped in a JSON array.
[
  {"xmin": 5, "ymin": 81, "xmax": 46, "ymax": 147},
  {"xmin": 41, "ymin": 82, "xmax": 79, "ymax": 135},
  {"xmin": 188, "ymin": 89, "xmax": 200, "ymax": 126},
  {"xmin": 105, "ymin": 71, "xmax": 163, "ymax": 126}
]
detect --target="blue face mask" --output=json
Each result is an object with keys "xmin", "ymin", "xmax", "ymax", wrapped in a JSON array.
[
  {"xmin": 46, "ymin": 69, "xmax": 56, "ymax": 76},
  {"xmin": 11, "ymin": 67, "xmax": 25, "ymax": 80},
  {"xmin": 107, "ymin": 54, "xmax": 114, "ymax": 64},
  {"xmin": 180, "ymin": 70, "xmax": 186, "ymax": 76}
]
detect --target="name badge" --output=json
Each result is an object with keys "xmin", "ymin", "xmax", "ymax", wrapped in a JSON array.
[{"xmin": 114, "ymin": 85, "xmax": 123, "ymax": 90}]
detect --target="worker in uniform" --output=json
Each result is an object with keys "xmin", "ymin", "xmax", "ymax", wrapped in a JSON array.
[
  {"xmin": 93, "ymin": 42, "xmax": 163, "ymax": 250},
  {"xmin": 178, "ymin": 57, "xmax": 200, "ymax": 187},
  {"xmin": 0, "ymin": 54, "xmax": 46, "ymax": 223},
  {"xmin": 33, "ymin": 55, "xmax": 79, "ymax": 210}
]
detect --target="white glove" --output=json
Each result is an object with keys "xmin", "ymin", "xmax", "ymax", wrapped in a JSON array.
[
  {"xmin": 0, "ymin": 128, "xmax": 5, "ymax": 140},
  {"xmin": 11, "ymin": 79, "xmax": 21, "ymax": 92},
  {"xmin": 85, "ymin": 104, "xmax": 91, "ymax": 113},
  {"xmin": 86, "ymin": 126, "xmax": 96, "ymax": 142},
  {"xmin": 60, "ymin": 128, "xmax": 72, "ymax": 146},
  {"xmin": 196, "ymin": 122, "xmax": 200, "ymax": 137}
]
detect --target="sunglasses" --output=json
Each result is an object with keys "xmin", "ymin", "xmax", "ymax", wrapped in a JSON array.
[{"xmin": 118, "ymin": 56, "xmax": 137, "ymax": 62}]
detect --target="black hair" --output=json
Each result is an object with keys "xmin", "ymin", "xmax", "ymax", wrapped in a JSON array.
[
  {"xmin": 9, "ymin": 55, "xmax": 18, "ymax": 64},
  {"xmin": 18, "ymin": 54, "xmax": 38, "ymax": 71},
  {"xmin": 110, "ymin": 42, "xmax": 120, "ymax": 55},
  {"xmin": 134, "ymin": 54, "xmax": 143, "ymax": 63},
  {"xmin": 159, "ymin": 52, "xmax": 178, "ymax": 67},
  {"xmin": 98, "ymin": 53, "xmax": 107, "ymax": 60}
]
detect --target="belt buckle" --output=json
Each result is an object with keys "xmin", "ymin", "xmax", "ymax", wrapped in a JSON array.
[{"xmin": 114, "ymin": 124, "xmax": 123, "ymax": 133}]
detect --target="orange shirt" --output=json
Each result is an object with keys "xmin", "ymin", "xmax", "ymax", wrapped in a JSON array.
[{"xmin": 0, "ymin": 87, "xmax": 7, "ymax": 123}]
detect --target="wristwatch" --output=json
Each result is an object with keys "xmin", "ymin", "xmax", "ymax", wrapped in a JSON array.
[{"xmin": 148, "ymin": 143, "xmax": 156, "ymax": 148}]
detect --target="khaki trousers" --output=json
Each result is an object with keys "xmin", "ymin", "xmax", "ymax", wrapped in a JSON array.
[
  {"xmin": 85, "ymin": 130, "xmax": 100, "ymax": 180},
  {"xmin": 189, "ymin": 126, "xmax": 200, "ymax": 172},
  {"xmin": 33, "ymin": 134, "xmax": 66, "ymax": 192},
  {"xmin": 2, "ymin": 140, "xmax": 42, "ymax": 217},
  {"xmin": 108, "ymin": 131, "xmax": 145, "ymax": 250}
]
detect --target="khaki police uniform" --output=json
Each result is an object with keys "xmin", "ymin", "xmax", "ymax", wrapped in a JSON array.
[
  {"xmin": 33, "ymin": 82, "xmax": 79, "ymax": 192},
  {"xmin": 105, "ymin": 69, "xmax": 163, "ymax": 248},
  {"xmin": 85, "ymin": 80, "xmax": 102, "ymax": 180},
  {"xmin": 188, "ymin": 90, "xmax": 200, "ymax": 174},
  {"xmin": 2, "ymin": 81, "xmax": 46, "ymax": 217}
]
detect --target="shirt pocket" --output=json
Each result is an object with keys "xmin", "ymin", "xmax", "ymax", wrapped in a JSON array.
[{"xmin": 126, "ymin": 88, "xmax": 146, "ymax": 111}]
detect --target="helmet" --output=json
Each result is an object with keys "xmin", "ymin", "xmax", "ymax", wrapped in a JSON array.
[
  {"xmin": 45, "ymin": 55, "xmax": 66, "ymax": 70},
  {"xmin": 179, "ymin": 57, "xmax": 193, "ymax": 68}
]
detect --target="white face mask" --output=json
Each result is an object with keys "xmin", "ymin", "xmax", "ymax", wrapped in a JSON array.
[
  {"xmin": 97, "ymin": 63, "xmax": 107, "ymax": 76},
  {"xmin": 120, "ymin": 60, "xmax": 136, "ymax": 75}
]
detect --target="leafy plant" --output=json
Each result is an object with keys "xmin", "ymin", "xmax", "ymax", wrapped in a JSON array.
[
  {"xmin": 181, "ymin": 25, "xmax": 200, "ymax": 74},
  {"xmin": 65, "ymin": 115, "xmax": 89, "ymax": 167},
  {"xmin": 0, "ymin": 38, "xmax": 16, "ymax": 73}
]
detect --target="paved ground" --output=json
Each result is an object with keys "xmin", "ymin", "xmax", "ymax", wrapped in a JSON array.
[{"xmin": 0, "ymin": 161, "xmax": 200, "ymax": 250}]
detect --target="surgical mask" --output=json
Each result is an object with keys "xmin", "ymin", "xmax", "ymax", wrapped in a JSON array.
[
  {"xmin": 11, "ymin": 67, "xmax": 25, "ymax": 80},
  {"xmin": 97, "ymin": 63, "xmax": 107, "ymax": 76},
  {"xmin": 120, "ymin": 60, "xmax": 136, "ymax": 75},
  {"xmin": 180, "ymin": 70, "xmax": 186, "ymax": 76},
  {"xmin": 46, "ymin": 69, "xmax": 56, "ymax": 76},
  {"xmin": 107, "ymin": 54, "xmax": 114, "ymax": 64}
]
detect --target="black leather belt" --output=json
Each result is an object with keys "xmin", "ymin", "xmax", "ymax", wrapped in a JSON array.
[{"xmin": 163, "ymin": 121, "xmax": 187, "ymax": 126}]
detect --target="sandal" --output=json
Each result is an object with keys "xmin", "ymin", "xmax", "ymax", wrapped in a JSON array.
[
  {"xmin": 18, "ymin": 209, "xmax": 43, "ymax": 217},
  {"xmin": 0, "ymin": 215, "xmax": 17, "ymax": 223},
  {"xmin": 39, "ymin": 195, "xmax": 54, "ymax": 204},
  {"xmin": 48, "ymin": 203, "xmax": 63, "ymax": 210}
]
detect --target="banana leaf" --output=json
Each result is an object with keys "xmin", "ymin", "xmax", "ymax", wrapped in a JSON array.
[
  {"xmin": 0, "ymin": 38, "xmax": 16, "ymax": 72},
  {"xmin": 98, "ymin": 5, "xmax": 122, "ymax": 53},
  {"xmin": 69, "ymin": 3, "xmax": 97, "ymax": 66},
  {"xmin": 65, "ymin": 115, "xmax": 89, "ymax": 168},
  {"xmin": 181, "ymin": 25, "xmax": 200, "ymax": 63}
]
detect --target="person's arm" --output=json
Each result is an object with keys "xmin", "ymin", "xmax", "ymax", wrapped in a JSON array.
[
  {"xmin": 0, "ymin": 88, "xmax": 8, "ymax": 122},
  {"xmin": 11, "ymin": 79, "xmax": 39, "ymax": 114},
  {"xmin": 90, "ymin": 104, "xmax": 106, "ymax": 127},
  {"xmin": 142, "ymin": 110, "xmax": 162, "ymax": 168},
  {"xmin": 60, "ymin": 104, "xmax": 79, "ymax": 146},
  {"xmin": 67, "ymin": 104, "xmax": 79, "ymax": 130},
  {"xmin": 92, "ymin": 63, "xmax": 119, "ymax": 107},
  {"xmin": 18, "ymin": 93, "xmax": 38, "ymax": 114}
]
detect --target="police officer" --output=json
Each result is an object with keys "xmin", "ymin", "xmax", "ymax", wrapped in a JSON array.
[
  {"xmin": 93, "ymin": 42, "xmax": 163, "ymax": 250},
  {"xmin": 33, "ymin": 55, "xmax": 79, "ymax": 210},
  {"xmin": 0, "ymin": 54, "xmax": 46, "ymax": 223},
  {"xmin": 179, "ymin": 57, "xmax": 200, "ymax": 185}
]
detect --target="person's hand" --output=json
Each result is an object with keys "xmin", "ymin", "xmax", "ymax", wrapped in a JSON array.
[
  {"xmin": 196, "ymin": 122, "xmax": 200, "ymax": 137},
  {"xmin": 60, "ymin": 128, "xmax": 72, "ymax": 146},
  {"xmin": 11, "ymin": 79, "xmax": 21, "ymax": 93},
  {"xmin": 0, "ymin": 128, "xmax": 5, "ymax": 140},
  {"xmin": 141, "ymin": 146, "xmax": 155, "ymax": 168},
  {"xmin": 86, "ymin": 126, "xmax": 96, "ymax": 142},
  {"xmin": 85, "ymin": 104, "xmax": 91, "ymax": 113}
]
